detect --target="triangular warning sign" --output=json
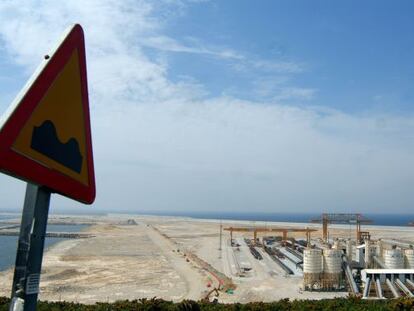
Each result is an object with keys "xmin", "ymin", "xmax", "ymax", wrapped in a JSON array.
[{"xmin": 0, "ymin": 24, "xmax": 95, "ymax": 204}]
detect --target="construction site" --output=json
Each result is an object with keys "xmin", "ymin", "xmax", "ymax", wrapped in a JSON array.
[
  {"xmin": 222, "ymin": 213, "xmax": 414, "ymax": 300},
  {"xmin": 1, "ymin": 213, "xmax": 414, "ymax": 303}
]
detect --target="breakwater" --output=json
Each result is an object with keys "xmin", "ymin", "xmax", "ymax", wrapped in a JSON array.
[{"xmin": 0, "ymin": 231, "xmax": 94, "ymax": 239}]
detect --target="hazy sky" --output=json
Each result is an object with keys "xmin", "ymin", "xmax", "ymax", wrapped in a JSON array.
[{"xmin": 0, "ymin": 0, "xmax": 414, "ymax": 214}]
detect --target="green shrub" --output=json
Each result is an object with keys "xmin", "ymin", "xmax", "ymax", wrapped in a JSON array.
[{"xmin": 2, "ymin": 297, "xmax": 414, "ymax": 311}]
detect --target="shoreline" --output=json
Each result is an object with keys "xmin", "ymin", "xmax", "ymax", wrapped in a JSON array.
[
  {"xmin": 2, "ymin": 211, "xmax": 414, "ymax": 228},
  {"xmin": 0, "ymin": 223, "xmax": 92, "ymax": 273},
  {"xmin": 0, "ymin": 214, "xmax": 412, "ymax": 303}
]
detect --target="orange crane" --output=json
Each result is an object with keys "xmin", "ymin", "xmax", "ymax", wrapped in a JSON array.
[
  {"xmin": 310, "ymin": 213, "xmax": 372, "ymax": 243},
  {"xmin": 223, "ymin": 226, "xmax": 316, "ymax": 246}
]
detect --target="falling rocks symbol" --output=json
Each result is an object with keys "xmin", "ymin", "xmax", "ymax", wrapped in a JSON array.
[{"xmin": 30, "ymin": 120, "xmax": 83, "ymax": 173}]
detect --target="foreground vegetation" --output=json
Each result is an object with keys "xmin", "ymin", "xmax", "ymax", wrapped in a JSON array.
[{"xmin": 2, "ymin": 297, "xmax": 414, "ymax": 311}]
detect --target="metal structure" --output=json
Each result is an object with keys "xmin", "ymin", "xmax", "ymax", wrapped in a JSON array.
[
  {"xmin": 303, "ymin": 248, "xmax": 323, "ymax": 290},
  {"xmin": 223, "ymin": 226, "xmax": 316, "ymax": 246},
  {"xmin": 405, "ymin": 249, "xmax": 414, "ymax": 269},
  {"xmin": 0, "ymin": 25, "xmax": 96, "ymax": 311},
  {"xmin": 384, "ymin": 248, "xmax": 404, "ymax": 269},
  {"xmin": 310, "ymin": 213, "xmax": 372, "ymax": 243},
  {"xmin": 365, "ymin": 241, "xmax": 371, "ymax": 268},
  {"xmin": 346, "ymin": 239, "xmax": 353, "ymax": 261},
  {"xmin": 303, "ymin": 246, "xmax": 346, "ymax": 291},
  {"xmin": 10, "ymin": 184, "xmax": 51, "ymax": 311},
  {"xmin": 0, "ymin": 24, "xmax": 95, "ymax": 205},
  {"xmin": 219, "ymin": 222, "xmax": 222, "ymax": 251},
  {"xmin": 343, "ymin": 256, "xmax": 359, "ymax": 295},
  {"xmin": 322, "ymin": 248, "xmax": 343, "ymax": 289},
  {"xmin": 360, "ymin": 231, "xmax": 371, "ymax": 241},
  {"xmin": 361, "ymin": 269, "xmax": 414, "ymax": 299}
]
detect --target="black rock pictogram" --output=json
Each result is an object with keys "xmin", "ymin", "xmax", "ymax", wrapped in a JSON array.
[{"xmin": 30, "ymin": 120, "xmax": 83, "ymax": 173}]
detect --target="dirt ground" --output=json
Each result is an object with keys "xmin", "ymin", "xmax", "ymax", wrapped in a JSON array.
[{"xmin": 0, "ymin": 214, "xmax": 413, "ymax": 303}]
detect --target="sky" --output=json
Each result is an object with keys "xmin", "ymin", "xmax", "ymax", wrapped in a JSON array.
[{"xmin": 0, "ymin": 0, "xmax": 414, "ymax": 214}]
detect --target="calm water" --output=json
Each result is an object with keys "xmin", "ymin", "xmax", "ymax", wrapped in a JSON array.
[
  {"xmin": 0, "ymin": 215, "xmax": 88, "ymax": 271},
  {"xmin": 136, "ymin": 211, "xmax": 414, "ymax": 227}
]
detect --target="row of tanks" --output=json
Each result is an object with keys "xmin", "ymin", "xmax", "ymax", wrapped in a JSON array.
[
  {"xmin": 362, "ymin": 240, "xmax": 414, "ymax": 269},
  {"xmin": 303, "ymin": 246, "xmax": 343, "ymax": 290},
  {"xmin": 381, "ymin": 246, "xmax": 414, "ymax": 269},
  {"xmin": 303, "ymin": 238, "xmax": 414, "ymax": 293}
]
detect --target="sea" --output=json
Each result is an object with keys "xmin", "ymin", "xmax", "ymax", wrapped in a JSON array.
[
  {"xmin": 0, "ymin": 214, "xmax": 88, "ymax": 271},
  {"xmin": 134, "ymin": 211, "xmax": 414, "ymax": 227}
]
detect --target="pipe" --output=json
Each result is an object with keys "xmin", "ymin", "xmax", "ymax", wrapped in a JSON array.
[
  {"xmin": 395, "ymin": 279, "xmax": 414, "ymax": 297},
  {"xmin": 363, "ymin": 277, "xmax": 371, "ymax": 298},
  {"xmin": 342, "ymin": 256, "xmax": 359, "ymax": 294},
  {"xmin": 386, "ymin": 278, "xmax": 401, "ymax": 298},
  {"xmin": 375, "ymin": 278, "xmax": 384, "ymax": 299},
  {"xmin": 406, "ymin": 278, "xmax": 414, "ymax": 289}
]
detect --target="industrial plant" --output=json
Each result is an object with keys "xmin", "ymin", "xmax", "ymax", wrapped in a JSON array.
[
  {"xmin": 2, "ymin": 212, "xmax": 413, "ymax": 303},
  {"xmin": 223, "ymin": 213, "xmax": 414, "ymax": 300}
]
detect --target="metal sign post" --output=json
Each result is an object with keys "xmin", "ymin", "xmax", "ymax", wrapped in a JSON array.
[
  {"xmin": 0, "ymin": 24, "xmax": 95, "ymax": 310},
  {"xmin": 10, "ymin": 183, "xmax": 51, "ymax": 311}
]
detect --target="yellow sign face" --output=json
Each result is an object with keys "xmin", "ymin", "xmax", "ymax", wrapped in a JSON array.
[{"xmin": 12, "ymin": 49, "xmax": 89, "ymax": 186}]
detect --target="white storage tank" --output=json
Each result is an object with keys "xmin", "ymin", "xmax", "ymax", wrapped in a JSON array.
[
  {"xmin": 377, "ymin": 240, "xmax": 383, "ymax": 258},
  {"xmin": 346, "ymin": 239, "xmax": 352, "ymax": 261},
  {"xmin": 304, "ymin": 249, "xmax": 323, "ymax": 273},
  {"xmin": 384, "ymin": 248, "xmax": 404, "ymax": 269},
  {"xmin": 303, "ymin": 248, "xmax": 323, "ymax": 290},
  {"xmin": 323, "ymin": 249, "xmax": 343, "ymax": 274},
  {"xmin": 322, "ymin": 248, "xmax": 343, "ymax": 289},
  {"xmin": 365, "ymin": 241, "xmax": 371, "ymax": 267},
  {"xmin": 405, "ymin": 248, "xmax": 414, "ymax": 269}
]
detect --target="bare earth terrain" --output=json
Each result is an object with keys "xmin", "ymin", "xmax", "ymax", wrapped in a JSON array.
[{"xmin": 1, "ymin": 214, "xmax": 413, "ymax": 303}]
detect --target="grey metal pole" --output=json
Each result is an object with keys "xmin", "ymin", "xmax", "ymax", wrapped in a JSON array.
[
  {"xmin": 23, "ymin": 185, "xmax": 51, "ymax": 311},
  {"xmin": 11, "ymin": 184, "xmax": 40, "ymax": 297},
  {"xmin": 219, "ymin": 221, "xmax": 222, "ymax": 250},
  {"xmin": 10, "ymin": 183, "xmax": 51, "ymax": 311}
]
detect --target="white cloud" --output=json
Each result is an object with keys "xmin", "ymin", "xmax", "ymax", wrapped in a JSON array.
[
  {"xmin": 142, "ymin": 35, "xmax": 244, "ymax": 60},
  {"xmin": 251, "ymin": 59, "xmax": 305, "ymax": 73},
  {"xmin": 0, "ymin": 0, "xmax": 413, "ymax": 214},
  {"xmin": 273, "ymin": 87, "xmax": 317, "ymax": 101},
  {"xmin": 252, "ymin": 78, "xmax": 316, "ymax": 101}
]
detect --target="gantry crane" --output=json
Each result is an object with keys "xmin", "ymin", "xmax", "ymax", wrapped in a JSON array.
[
  {"xmin": 223, "ymin": 226, "xmax": 316, "ymax": 246},
  {"xmin": 310, "ymin": 213, "xmax": 372, "ymax": 243}
]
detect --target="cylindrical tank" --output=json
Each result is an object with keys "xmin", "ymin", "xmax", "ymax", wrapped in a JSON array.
[
  {"xmin": 322, "ymin": 248, "xmax": 343, "ymax": 290},
  {"xmin": 303, "ymin": 248, "xmax": 323, "ymax": 290},
  {"xmin": 405, "ymin": 248, "xmax": 414, "ymax": 269},
  {"xmin": 323, "ymin": 249, "xmax": 342, "ymax": 274},
  {"xmin": 377, "ymin": 240, "xmax": 383, "ymax": 258},
  {"xmin": 384, "ymin": 248, "xmax": 404, "ymax": 269},
  {"xmin": 346, "ymin": 239, "xmax": 352, "ymax": 261},
  {"xmin": 365, "ymin": 240, "xmax": 371, "ymax": 268},
  {"xmin": 304, "ymin": 249, "xmax": 323, "ymax": 273}
]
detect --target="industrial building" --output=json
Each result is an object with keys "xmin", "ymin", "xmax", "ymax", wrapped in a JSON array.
[
  {"xmin": 222, "ymin": 213, "xmax": 414, "ymax": 299},
  {"xmin": 302, "ymin": 213, "xmax": 414, "ymax": 298}
]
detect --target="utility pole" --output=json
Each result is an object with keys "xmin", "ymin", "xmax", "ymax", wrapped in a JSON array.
[{"xmin": 219, "ymin": 221, "xmax": 222, "ymax": 259}]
